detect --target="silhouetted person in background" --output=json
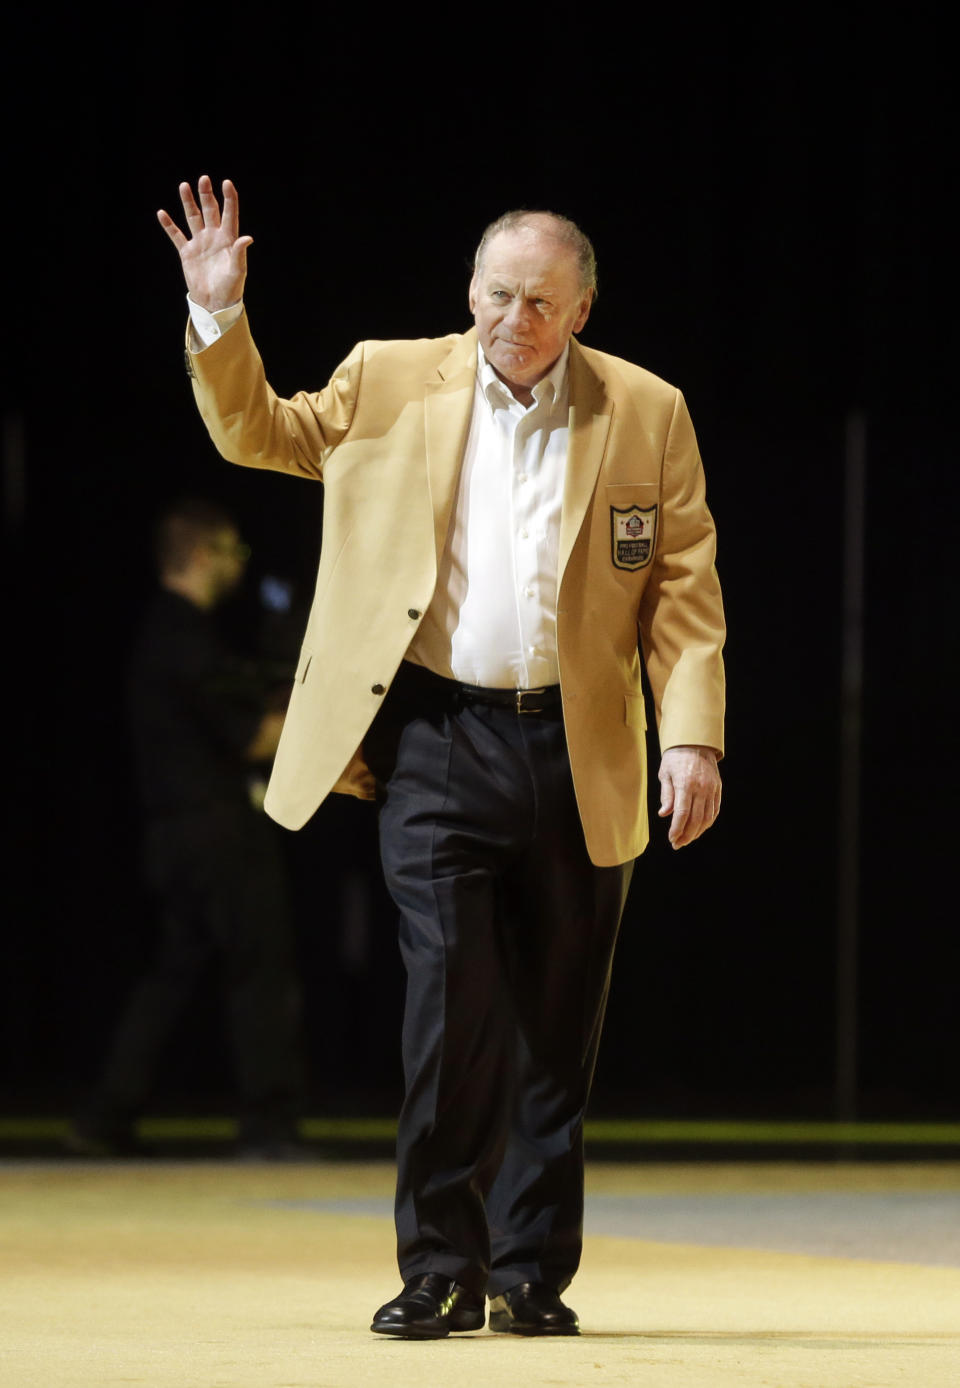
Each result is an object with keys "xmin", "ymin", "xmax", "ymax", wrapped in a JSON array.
[{"xmin": 68, "ymin": 499, "xmax": 307, "ymax": 1159}]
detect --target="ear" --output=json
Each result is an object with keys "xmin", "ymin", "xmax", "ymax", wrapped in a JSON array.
[
  {"xmin": 468, "ymin": 271, "xmax": 479, "ymax": 315},
  {"xmin": 573, "ymin": 289, "xmax": 593, "ymax": 335}
]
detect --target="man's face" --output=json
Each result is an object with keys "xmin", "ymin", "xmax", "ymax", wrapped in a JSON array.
[
  {"xmin": 469, "ymin": 219, "xmax": 593, "ymax": 399},
  {"xmin": 205, "ymin": 526, "xmax": 248, "ymax": 602}
]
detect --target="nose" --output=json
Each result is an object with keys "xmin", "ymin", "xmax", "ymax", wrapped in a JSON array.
[{"xmin": 504, "ymin": 296, "xmax": 531, "ymax": 330}]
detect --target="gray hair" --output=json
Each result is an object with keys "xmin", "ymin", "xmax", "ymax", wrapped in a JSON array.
[{"xmin": 473, "ymin": 209, "xmax": 598, "ymax": 297}]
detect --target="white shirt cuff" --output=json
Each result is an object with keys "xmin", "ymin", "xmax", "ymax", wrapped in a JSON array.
[{"xmin": 186, "ymin": 294, "xmax": 244, "ymax": 351}]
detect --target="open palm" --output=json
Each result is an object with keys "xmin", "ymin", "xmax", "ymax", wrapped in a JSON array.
[{"xmin": 157, "ymin": 175, "xmax": 253, "ymax": 311}]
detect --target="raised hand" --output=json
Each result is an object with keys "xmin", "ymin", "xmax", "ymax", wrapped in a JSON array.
[{"xmin": 157, "ymin": 175, "xmax": 253, "ymax": 311}]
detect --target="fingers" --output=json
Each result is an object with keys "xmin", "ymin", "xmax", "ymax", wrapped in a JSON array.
[
  {"xmin": 196, "ymin": 173, "xmax": 222, "ymax": 230},
  {"xmin": 178, "ymin": 178, "xmax": 206, "ymax": 234},
  {"xmin": 666, "ymin": 777, "xmax": 694, "ymax": 848},
  {"xmin": 670, "ymin": 787, "xmax": 708, "ymax": 849},
  {"xmin": 221, "ymin": 178, "xmax": 240, "ymax": 240},
  {"xmin": 156, "ymin": 207, "xmax": 186, "ymax": 249},
  {"xmin": 658, "ymin": 764, "xmax": 694, "ymax": 848},
  {"xmin": 232, "ymin": 234, "xmax": 255, "ymax": 277},
  {"xmin": 158, "ymin": 175, "xmax": 229, "ymax": 246},
  {"xmin": 670, "ymin": 783, "xmax": 720, "ymax": 849},
  {"xmin": 658, "ymin": 747, "xmax": 722, "ymax": 849}
]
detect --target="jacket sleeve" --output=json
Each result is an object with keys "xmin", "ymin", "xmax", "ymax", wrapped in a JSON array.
[
  {"xmin": 638, "ymin": 389, "xmax": 726, "ymax": 755},
  {"xmin": 186, "ymin": 310, "xmax": 363, "ymax": 480}
]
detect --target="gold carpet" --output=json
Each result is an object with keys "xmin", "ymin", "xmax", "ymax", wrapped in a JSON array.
[{"xmin": 1, "ymin": 1161, "xmax": 957, "ymax": 1387}]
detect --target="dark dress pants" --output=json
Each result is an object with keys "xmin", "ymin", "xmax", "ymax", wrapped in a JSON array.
[{"xmin": 366, "ymin": 663, "xmax": 633, "ymax": 1299}]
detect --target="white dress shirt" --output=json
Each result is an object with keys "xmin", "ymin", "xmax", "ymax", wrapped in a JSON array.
[
  {"xmin": 187, "ymin": 298, "xmax": 569, "ymax": 690},
  {"xmin": 408, "ymin": 345, "xmax": 569, "ymax": 689}
]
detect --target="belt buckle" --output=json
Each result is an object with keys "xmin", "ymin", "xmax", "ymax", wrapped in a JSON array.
[{"xmin": 516, "ymin": 687, "xmax": 546, "ymax": 714}]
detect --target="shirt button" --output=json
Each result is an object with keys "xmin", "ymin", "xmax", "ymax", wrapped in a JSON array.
[
  {"xmin": 524, "ymin": 587, "xmax": 534, "ymax": 598},
  {"xmin": 407, "ymin": 608, "xmax": 420, "ymax": 619},
  {"xmin": 520, "ymin": 528, "xmax": 529, "ymax": 539},
  {"xmin": 371, "ymin": 683, "xmax": 386, "ymax": 696},
  {"xmin": 518, "ymin": 472, "xmax": 528, "ymax": 483}
]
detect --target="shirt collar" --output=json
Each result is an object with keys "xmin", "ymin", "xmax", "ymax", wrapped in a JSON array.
[{"xmin": 476, "ymin": 341, "xmax": 570, "ymax": 412}]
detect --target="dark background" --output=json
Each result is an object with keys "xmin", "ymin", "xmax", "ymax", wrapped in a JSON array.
[{"xmin": 3, "ymin": 6, "xmax": 956, "ymax": 1126}]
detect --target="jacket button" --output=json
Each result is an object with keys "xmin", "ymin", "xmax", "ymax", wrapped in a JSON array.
[
  {"xmin": 407, "ymin": 608, "xmax": 421, "ymax": 620},
  {"xmin": 371, "ymin": 683, "xmax": 385, "ymax": 696}
]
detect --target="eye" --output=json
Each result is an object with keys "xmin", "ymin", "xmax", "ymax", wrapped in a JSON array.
[{"xmin": 491, "ymin": 290, "xmax": 509, "ymax": 300}]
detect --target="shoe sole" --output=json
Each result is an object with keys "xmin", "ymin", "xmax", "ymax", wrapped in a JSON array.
[
  {"xmin": 370, "ymin": 1321, "xmax": 452, "ymax": 1339},
  {"xmin": 488, "ymin": 1313, "xmax": 579, "ymax": 1336},
  {"xmin": 370, "ymin": 1312, "xmax": 485, "ymax": 1338}
]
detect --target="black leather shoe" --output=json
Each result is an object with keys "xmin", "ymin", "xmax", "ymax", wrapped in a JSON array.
[
  {"xmin": 488, "ymin": 1282, "xmax": 579, "ymax": 1335},
  {"xmin": 371, "ymin": 1274, "xmax": 485, "ymax": 1338}
]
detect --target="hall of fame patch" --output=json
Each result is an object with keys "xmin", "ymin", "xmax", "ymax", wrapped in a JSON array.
[{"xmin": 610, "ymin": 504, "xmax": 658, "ymax": 571}]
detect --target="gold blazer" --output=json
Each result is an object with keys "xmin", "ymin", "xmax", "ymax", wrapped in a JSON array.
[{"xmin": 188, "ymin": 315, "xmax": 725, "ymax": 866}]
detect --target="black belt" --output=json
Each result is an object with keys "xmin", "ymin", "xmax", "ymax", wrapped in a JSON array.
[
  {"xmin": 455, "ymin": 682, "xmax": 562, "ymax": 715},
  {"xmin": 393, "ymin": 662, "xmax": 562, "ymax": 716}
]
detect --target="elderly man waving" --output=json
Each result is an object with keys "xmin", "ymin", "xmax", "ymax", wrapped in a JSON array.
[{"xmin": 159, "ymin": 176, "xmax": 725, "ymax": 1338}]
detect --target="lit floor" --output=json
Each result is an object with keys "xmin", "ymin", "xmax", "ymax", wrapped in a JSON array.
[{"xmin": 2, "ymin": 1160, "xmax": 958, "ymax": 1387}]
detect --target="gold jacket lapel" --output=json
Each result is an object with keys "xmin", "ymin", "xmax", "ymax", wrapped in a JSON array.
[
  {"xmin": 560, "ymin": 338, "xmax": 614, "ymax": 585},
  {"xmin": 424, "ymin": 329, "xmax": 478, "ymax": 564}
]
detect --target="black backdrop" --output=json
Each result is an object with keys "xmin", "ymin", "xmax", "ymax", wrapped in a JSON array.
[{"xmin": 4, "ymin": 6, "xmax": 956, "ymax": 1122}]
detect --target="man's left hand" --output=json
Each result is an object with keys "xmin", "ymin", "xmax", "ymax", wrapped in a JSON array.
[{"xmin": 658, "ymin": 745, "xmax": 722, "ymax": 849}]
